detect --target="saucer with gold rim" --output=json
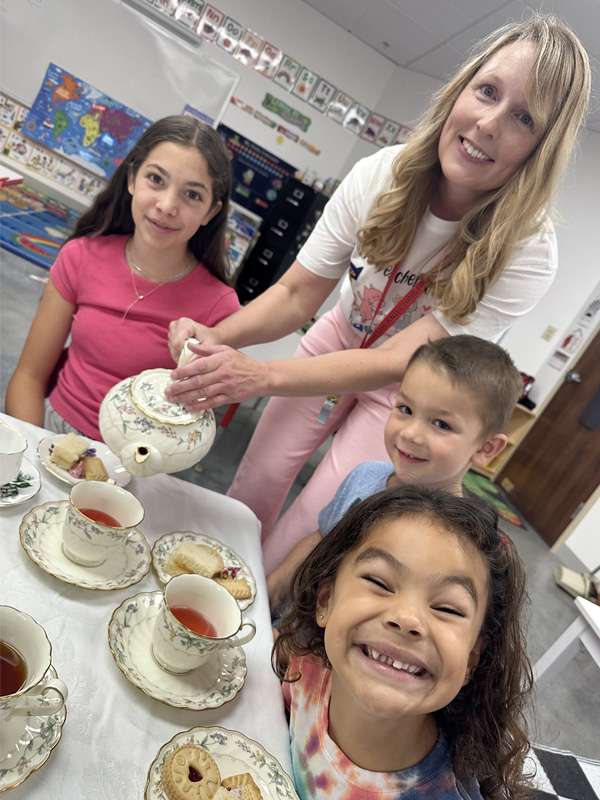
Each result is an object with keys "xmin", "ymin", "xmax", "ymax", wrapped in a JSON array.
[
  {"xmin": 0, "ymin": 458, "xmax": 41, "ymax": 508},
  {"xmin": 151, "ymin": 531, "xmax": 256, "ymax": 610},
  {"xmin": 145, "ymin": 725, "xmax": 299, "ymax": 800},
  {"xmin": 0, "ymin": 666, "xmax": 67, "ymax": 793},
  {"xmin": 108, "ymin": 591, "xmax": 247, "ymax": 710},
  {"xmin": 19, "ymin": 500, "xmax": 151, "ymax": 590}
]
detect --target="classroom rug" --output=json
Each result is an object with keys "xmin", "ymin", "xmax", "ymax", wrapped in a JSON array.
[
  {"xmin": 462, "ymin": 469, "xmax": 526, "ymax": 527},
  {"xmin": 0, "ymin": 183, "xmax": 80, "ymax": 269},
  {"xmin": 530, "ymin": 743, "xmax": 600, "ymax": 800}
]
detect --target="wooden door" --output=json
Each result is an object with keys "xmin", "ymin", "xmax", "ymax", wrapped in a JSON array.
[{"xmin": 499, "ymin": 332, "xmax": 600, "ymax": 545}]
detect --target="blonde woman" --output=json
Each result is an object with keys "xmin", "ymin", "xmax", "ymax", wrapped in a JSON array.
[{"xmin": 167, "ymin": 15, "xmax": 590, "ymax": 574}]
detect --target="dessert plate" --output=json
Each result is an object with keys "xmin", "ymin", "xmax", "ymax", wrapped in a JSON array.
[
  {"xmin": 37, "ymin": 434, "xmax": 131, "ymax": 486},
  {"xmin": 0, "ymin": 457, "xmax": 41, "ymax": 507},
  {"xmin": 19, "ymin": 500, "xmax": 151, "ymax": 590},
  {"xmin": 0, "ymin": 666, "xmax": 67, "ymax": 793},
  {"xmin": 145, "ymin": 725, "xmax": 299, "ymax": 800},
  {"xmin": 108, "ymin": 591, "xmax": 246, "ymax": 710},
  {"xmin": 151, "ymin": 531, "xmax": 256, "ymax": 610}
]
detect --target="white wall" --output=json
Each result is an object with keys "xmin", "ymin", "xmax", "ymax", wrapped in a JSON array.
[
  {"xmin": 198, "ymin": 0, "xmax": 440, "ymax": 179},
  {"xmin": 500, "ymin": 130, "xmax": 600, "ymax": 403},
  {"xmin": 558, "ymin": 489, "xmax": 600, "ymax": 572},
  {"xmin": 207, "ymin": 0, "xmax": 600, "ymax": 407}
]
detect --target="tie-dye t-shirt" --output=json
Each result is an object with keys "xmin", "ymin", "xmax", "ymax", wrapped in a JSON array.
[{"xmin": 285, "ymin": 655, "xmax": 483, "ymax": 800}]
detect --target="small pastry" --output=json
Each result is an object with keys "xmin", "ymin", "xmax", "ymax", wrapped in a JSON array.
[
  {"xmin": 161, "ymin": 745, "xmax": 221, "ymax": 800},
  {"xmin": 171, "ymin": 543, "xmax": 224, "ymax": 578},
  {"xmin": 221, "ymin": 772, "xmax": 262, "ymax": 799},
  {"xmin": 214, "ymin": 577, "xmax": 252, "ymax": 600},
  {"xmin": 82, "ymin": 456, "xmax": 109, "ymax": 481},
  {"xmin": 49, "ymin": 432, "xmax": 88, "ymax": 470}
]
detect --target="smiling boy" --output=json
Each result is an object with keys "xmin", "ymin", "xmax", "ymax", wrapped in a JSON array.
[{"xmin": 267, "ymin": 335, "xmax": 523, "ymax": 613}]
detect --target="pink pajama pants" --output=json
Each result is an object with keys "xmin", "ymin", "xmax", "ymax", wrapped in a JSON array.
[{"xmin": 226, "ymin": 303, "xmax": 399, "ymax": 574}]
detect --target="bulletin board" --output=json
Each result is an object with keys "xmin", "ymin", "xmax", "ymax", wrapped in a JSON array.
[{"xmin": 0, "ymin": 0, "xmax": 239, "ymax": 126}]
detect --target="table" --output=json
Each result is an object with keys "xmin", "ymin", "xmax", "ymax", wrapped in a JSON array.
[
  {"xmin": 0, "ymin": 413, "xmax": 292, "ymax": 798},
  {"xmin": 533, "ymin": 596, "xmax": 600, "ymax": 688}
]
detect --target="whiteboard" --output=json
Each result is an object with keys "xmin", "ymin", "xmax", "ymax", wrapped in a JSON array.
[{"xmin": 0, "ymin": 0, "xmax": 239, "ymax": 125}]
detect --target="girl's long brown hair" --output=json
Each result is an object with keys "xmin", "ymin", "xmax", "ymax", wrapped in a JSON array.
[
  {"xmin": 357, "ymin": 14, "xmax": 590, "ymax": 324},
  {"xmin": 71, "ymin": 115, "xmax": 233, "ymax": 284},
  {"xmin": 273, "ymin": 486, "xmax": 535, "ymax": 799}
]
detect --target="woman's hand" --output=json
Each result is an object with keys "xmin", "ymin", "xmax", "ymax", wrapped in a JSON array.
[
  {"xmin": 168, "ymin": 317, "xmax": 223, "ymax": 363},
  {"xmin": 164, "ymin": 340, "xmax": 272, "ymax": 410}
]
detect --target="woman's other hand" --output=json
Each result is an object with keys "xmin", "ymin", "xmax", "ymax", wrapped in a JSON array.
[{"xmin": 168, "ymin": 317, "xmax": 222, "ymax": 363}]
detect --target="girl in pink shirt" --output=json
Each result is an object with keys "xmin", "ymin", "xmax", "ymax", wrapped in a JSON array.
[
  {"xmin": 6, "ymin": 115, "xmax": 240, "ymax": 439},
  {"xmin": 274, "ymin": 485, "xmax": 534, "ymax": 800}
]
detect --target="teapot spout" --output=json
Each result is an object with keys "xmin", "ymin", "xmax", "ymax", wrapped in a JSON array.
[{"xmin": 120, "ymin": 443, "xmax": 164, "ymax": 477}]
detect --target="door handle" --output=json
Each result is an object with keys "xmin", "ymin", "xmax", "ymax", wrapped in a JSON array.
[{"xmin": 565, "ymin": 371, "xmax": 582, "ymax": 383}]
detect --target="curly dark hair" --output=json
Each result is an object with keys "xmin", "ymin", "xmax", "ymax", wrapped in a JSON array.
[
  {"xmin": 273, "ymin": 485, "xmax": 534, "ymax": 799},
  {"xmin": 70, "ymin": 115, "xmax": 233, "ymax": 285}
]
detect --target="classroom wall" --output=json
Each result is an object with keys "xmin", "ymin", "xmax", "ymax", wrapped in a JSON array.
[
  {"xmin": 197, "ymin": 0, "xmax": 600, "ymax": 407},
  {"xmin": 4, "ymin": 0, "xmax": 599, "ymax": 410}
]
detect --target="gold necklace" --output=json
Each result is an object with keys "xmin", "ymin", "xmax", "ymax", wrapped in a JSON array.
[
  {"xmin": 121, "ymin": 241, "xmax": 194, "ymax": 322},
  {"xmin": 127, "ymin": 240, "xmax": 194, "ymax": 282}
]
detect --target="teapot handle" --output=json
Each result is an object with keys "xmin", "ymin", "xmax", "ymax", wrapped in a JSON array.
[{"xmin": 178, "ymin": 338, "xmax": 201, "ymax": 369}]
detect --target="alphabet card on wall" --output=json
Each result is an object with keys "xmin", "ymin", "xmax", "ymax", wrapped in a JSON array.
[
  {"xmin": 360, "ymin": 112, "xmax": 386, "ymax": 143},
  {"xmin": 327, "ymin": 90, "xmax": 353, "ymax": 125},
  {"xmin": 23, "ymin": 63, "xmax": 152, "ymax": 179},
  {"xmin": 343, "ymin": 102, "xmax": 370, "ymax": 136},
  {"xmin": 216, "ymin": 16, "xmax": 244, "ymax": 54},
  {"xmin": 308, "ymin": 79, "xmax": 336, "ymax": 113},
  {"xmin": 273, "ymin": 55, "xmax": 303, "ymax": 92},
  {"xmin": 234, "ymin": 30, "xmax": 264, "ymax": 68},
  {"xmin": 197, "ymin": 4, "xmax": 225, "ymax": 41},
  {"xmin": 292, "ymin": 68, "xmax": 319, "ymax": 102}
]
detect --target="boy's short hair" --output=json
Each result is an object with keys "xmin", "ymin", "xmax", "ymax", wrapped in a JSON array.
[{"xmin": 407, "ymin": 335, "xmax": 523, "ymax": 435}]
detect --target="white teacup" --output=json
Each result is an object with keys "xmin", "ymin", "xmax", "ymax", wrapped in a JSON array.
[
  {"xmin": 0, "ymin": 423, "xmax": 27, "ymax": 486},
  {"xmin": 63, "ymin": 481, "xmax": 144, "ymax": 566},
  {"xmin": 0, "ymin": 606, "xmax": 68, "ymax": 769},
  {"xmin": 152, "ymin": 574, "xmax": 256, "ymax": 674}
]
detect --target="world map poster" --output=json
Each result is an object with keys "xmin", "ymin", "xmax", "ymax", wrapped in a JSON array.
[{"xmin": 23, "ymin": 63, "xmax": 153, "ymax": 179}]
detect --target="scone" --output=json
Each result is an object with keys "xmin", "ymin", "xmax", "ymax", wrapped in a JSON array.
[
  {"xmin": 171, "ymin": 542, "xmax": 224, "ymax": 578},
  {"xmin": 221, "ymin": 773, "xmax": 262, "ymax": 799},
  {"xmin": 82, "ymin": 456, "xmax": 109, "ymax": 481},
  {"xmin": 49, "ymin": 432, "xmax": 88, "ymax": 470},
  {"xmin": 162, "ymin": 745, "xmax": 221, "ymax": 800}
]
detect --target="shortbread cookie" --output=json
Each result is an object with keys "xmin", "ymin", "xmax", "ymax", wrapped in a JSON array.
[
  {"xmin": 172, "ymin": 543, "xmax": 224, "ymax": 578},
  {"xmin": 221, "ymin": 772, "xmax": 262, "ymax": 800},
  {"xmin": 162, "ymin": 745, "xmax": 221, "ymax": 800},
  {"xmin": 49, "ymin": 432, "xmax": 88, "ymax": 470},
  {"xmin": 214, "ymin": 576, "xmax": 252, "ymax": 600},
  {"xmin": 82, "ymin": 456, "xmax": 108, "ymax": 481}
]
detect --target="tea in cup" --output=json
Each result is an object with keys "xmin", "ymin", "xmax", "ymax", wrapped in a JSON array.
[
  {"xmin": 0, "ymin": 423, "xmax": 27, "ymax": 486},
  {"xmin": 151, "ymin": 574, "xmax": 256, "ymax": 674},
  {"xmin": 0, "ymin": 606, "xmax": 68, "ymax": 768},
  {"xmin": 63, "ymin": 481, "xmax": 144, "ymax": 566}
]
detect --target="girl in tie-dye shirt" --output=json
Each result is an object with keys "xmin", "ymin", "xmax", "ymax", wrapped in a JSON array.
[{"xmin": 274, "ymin": 487, "xmax": 534, "ymax": 800}]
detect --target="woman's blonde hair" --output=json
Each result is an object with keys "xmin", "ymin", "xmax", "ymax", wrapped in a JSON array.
[{"xmin": 357, "ymin": 14, "xmax": 591, "ymax": 324}]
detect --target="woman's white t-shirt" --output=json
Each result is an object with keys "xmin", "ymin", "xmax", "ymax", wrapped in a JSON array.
[{"xmin": 297, "ymin": 145, "xmax": 557, "ymax": 343}]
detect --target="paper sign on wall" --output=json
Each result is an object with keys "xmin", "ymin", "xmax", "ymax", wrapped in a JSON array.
[
  {"xmin": 343, "ymin": 102, "xmax": 370, "ymax": 136},
  {"xmin": 255, "ymin": 42, "xmax": 283, "ymax": 78},
  {"xmin": 308, "ymin": 79, "xmax": 336, "ymax": 113},
  {"xmin": 216, "ymin": 16, "xmax": 244, "ymax": 53},
  {"xmin": 375, "ymin": 119, "xmax": 400, "ymax": 147},
  {"xmin": 197, "ymin": 4, "xmax": 225, "ymax": 41},
  {"xmin": 292, "ymin": 68, "xmax": 319, "ymax": 102},
  {"xmin": 234, "ymin": 30, "xmax": 263, "ymax": 67},
  {"xmin": 360, "ymin": 112, "xmax": 386, "ymax": 143},
  {"xmin": 326, "ymin": 90, "xmax": 353, "ymax": 124}
]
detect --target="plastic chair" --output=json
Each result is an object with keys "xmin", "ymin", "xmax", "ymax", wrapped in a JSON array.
[{"xmin": 533, "ymin": 596, "xmax": 600, "ymax": 688}]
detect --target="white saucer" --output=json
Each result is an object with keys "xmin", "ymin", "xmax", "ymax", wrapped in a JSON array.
[
  {"xmin": 19, "ymin": 500, "xmax": 151, "ymax": 590},
  {"xmin": 151, "ymin": 531, "xmax": 256, "ymax": 611},
  {"xmin": 108, "ymin": 591, "xmax": 247, "ymax": 710},
  {"xmin": 0, "ymin": 457, "xmax": 41, "ymax": 507},
  {"xmin": 0, "ymin": 666, "xmax": 67, "ymax": 793},
  {"xmin": 37, "ymin": 434, "xmax": 131, "ymax": 486},
  {"xmin": 145, "ymin": 725, "xmax": 299, "ymax": 800}
]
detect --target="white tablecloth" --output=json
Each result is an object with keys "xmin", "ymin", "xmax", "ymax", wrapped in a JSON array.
[{"xmin": 0, "ymin": 413, "xmax": 291, "ymax": 798}]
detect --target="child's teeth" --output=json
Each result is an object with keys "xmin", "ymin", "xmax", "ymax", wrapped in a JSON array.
[{"xmin": 368, "ymin": 647, "xmax": 422, "ymax": 674}]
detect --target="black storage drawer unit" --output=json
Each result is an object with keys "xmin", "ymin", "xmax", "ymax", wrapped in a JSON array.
[{"xmin": 235, "ymin": 178, "xmax": 328, "ymax": 304}]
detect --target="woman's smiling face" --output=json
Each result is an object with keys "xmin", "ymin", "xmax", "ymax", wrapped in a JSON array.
[{"xmin": 437, "ymin": 41, "xmax": 543, "ymax": 210}]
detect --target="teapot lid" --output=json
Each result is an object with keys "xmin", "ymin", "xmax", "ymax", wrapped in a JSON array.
[{"xmin": 131, "ymin": 369, "xmax": 205, "ymax": 425}]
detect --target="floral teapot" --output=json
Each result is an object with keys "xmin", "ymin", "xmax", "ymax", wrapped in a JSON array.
[{"xmin": 99, "ymin": 339, "xmax": 216, "ymax": 478}]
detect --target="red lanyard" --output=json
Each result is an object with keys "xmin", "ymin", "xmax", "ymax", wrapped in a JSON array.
[{"xmin": 359, "ymin": 259, "xmax": 428, "ymax": 350}]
